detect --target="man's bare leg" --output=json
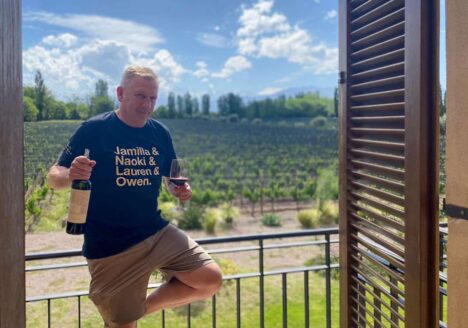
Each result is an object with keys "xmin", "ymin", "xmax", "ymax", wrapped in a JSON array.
[{"xmin": 145, "ymin": 263, "xmax": 222, "ymax": 314}]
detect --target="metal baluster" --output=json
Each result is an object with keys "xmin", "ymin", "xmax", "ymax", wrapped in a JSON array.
[
  {"xmin": 78, "ymin": 295, "xmax": 81, "ymax": 328},
  {"xmin": 48, "ymin": 299, "xmax": 51, "ymax": 328},
  {"xmin": 325, "ymin": 234, "xmax": 331, "ymax": 328},
  {"xmin": 304, "ymin": 271, "xmax": 309, "ymax": 328},
  {"xmin": 236, "ymin": 278, "xmax": 241, "ymax": 328},
  {"xmin": 282, "ymin": 273, "xmax": 288, "ymax": 328},
  {"xmin": 212, "ymin": 294, "xmax": 217, "ymax": 328},
  {"xmin": 259, "ymin": 239, "xmax": 265, "ymax": 328},
  {"xmin": 187, "ymin": 304, "xmax": 191, "ymax": 328}
]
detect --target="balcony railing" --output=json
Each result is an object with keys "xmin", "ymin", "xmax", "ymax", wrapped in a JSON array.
[
  {"xmin": 26, "ymin": 228, "xmax": 340, "ymax": 328},
  {"xmin": 25, "ymin": 224, "xmax": 448, "ymax": 328}
]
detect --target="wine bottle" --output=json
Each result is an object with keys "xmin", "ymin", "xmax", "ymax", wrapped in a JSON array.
[{"xmin": 66, "ymin": 149, "xmax": 92, "ymax": 235}]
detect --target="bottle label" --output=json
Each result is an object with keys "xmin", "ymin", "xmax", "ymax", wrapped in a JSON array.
[{"xmin": 68, "ymin": 189, "xmax": 91, "ymax": 223}]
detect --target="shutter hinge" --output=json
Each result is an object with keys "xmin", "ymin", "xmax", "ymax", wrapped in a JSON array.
[
  {"xmin": 338, "ymin": 71, "xmax": 346, "ymax": 84},
  {"xmin": 443, "ymin": 198, "xmax": 468, "ymax": 220}
]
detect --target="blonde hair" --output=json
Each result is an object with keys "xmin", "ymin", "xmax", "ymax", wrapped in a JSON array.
[{"xmin": 120, "ymin": 65, "xmax": 159, "ymax": 87}]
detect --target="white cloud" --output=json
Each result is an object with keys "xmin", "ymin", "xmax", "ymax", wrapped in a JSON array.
[
  {"xmin": 214, "ymin": 26, "xmax": 221, "ymax": 31},
  {"xmin": 23, "ymin": 33, "xmax": 186, "ymax": 96},
  {"xmin": 259, "ymin": 87, "xmax": 282, "ymax": 96},
  {"xmin": 196, "ymin": 33, "xmax": 230, "ymax": 48},
  {"xmin": 193, "ymin": 61, "xmax": 210, "ymax": 78},
  {"xmin": 212, "ymin": 56, "xmax": 252, "ymax": 79},
  {"xmin": 24, "ymin": 11, "xmax": 164, "ymax": 53},
  {"xmin": 77, "ymin": 40, "xmax": 132, "ymax": 81},
  {"xmin": 324, "ymin": 10, "xmax": 337, "ymax": 21},
  {"xmin": 42, "ymin": 33, "xmax": 78, "ymax": 47},
  {"xmin": 132, "ymin": 50, "xmax": 186, "ymax": 90},
  {"xmin": 237, "ymin": 0, "xmax": 290, "ymax": 39},
  {"xmin": 236, "ymin": 0, "xmax": 338, "ymax": 74}
]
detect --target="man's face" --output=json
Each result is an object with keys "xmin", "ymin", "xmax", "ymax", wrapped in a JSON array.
[{"xmin": 117, "ymin": 76, "xmax": 158, "ymax": 127}]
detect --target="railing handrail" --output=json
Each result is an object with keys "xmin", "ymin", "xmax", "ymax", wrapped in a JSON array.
[{"xmin": 25, "ymin": 227, "xmax": 340, "ymax": 261}]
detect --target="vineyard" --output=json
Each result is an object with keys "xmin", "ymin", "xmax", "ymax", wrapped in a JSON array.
[{"xmin": 24, "ymin": 119, "xmax": 339, "ymax": 231}]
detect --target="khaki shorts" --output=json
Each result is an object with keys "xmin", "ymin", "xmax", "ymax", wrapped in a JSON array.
[{"xmin": 87, "ymin": 224, "xmax": 214, "ymax": 327}]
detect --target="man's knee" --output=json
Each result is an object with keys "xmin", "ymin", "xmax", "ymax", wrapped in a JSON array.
[{"xmin": 196, "ymin": 264, "xmax": 223, "ymax": 296}]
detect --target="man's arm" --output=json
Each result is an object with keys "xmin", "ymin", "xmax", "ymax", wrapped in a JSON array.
[
  {"xmin": 48, "ymin": 164, "xmax": 72, "ymax": 189},
  {"xmin": 47, "ymin": 156, "xmax": 96, "ymax": 190}
]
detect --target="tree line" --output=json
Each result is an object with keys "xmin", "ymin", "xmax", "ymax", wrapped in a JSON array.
[{"xmin": 24, "ymin": 70, "xmax": 337, "ymax": 122}]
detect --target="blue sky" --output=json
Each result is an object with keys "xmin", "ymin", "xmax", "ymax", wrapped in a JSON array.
[{"xmin": 22, "ymin": 0, "xmax": 446, "ymax": 102}]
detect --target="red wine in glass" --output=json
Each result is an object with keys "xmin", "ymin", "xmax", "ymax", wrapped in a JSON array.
[
  {"xmin": 170, "ymin": 159, "xmax": 189, "ymax": 209},
  {"xmin": 169, "ymin": 176, "xmax": 189, "ymax": 186}
]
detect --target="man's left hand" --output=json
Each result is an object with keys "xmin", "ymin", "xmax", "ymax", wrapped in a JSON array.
[{"xmin": 169, "ymin": 183, "xmax": 192, "ymax": 201}]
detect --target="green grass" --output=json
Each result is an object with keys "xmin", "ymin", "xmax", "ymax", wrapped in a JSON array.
[{"xmin": 26, "ymin": 271, "xmax": 340, "ymax": 328}]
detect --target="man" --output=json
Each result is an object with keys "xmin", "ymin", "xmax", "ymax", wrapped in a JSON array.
[{"xmin": 48, "ymin": 65, "xmax": 222, "ymax": 328}]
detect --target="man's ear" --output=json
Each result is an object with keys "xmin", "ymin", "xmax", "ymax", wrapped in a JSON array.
[{"xmin": 116, "ymin": 86, "xmax": 124, "ymax": 102}]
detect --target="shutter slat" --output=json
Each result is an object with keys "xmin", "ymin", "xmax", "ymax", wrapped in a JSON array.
[
  {"xmin": 350, "ymin": 180, "xmax": 405, "ymax": 206},
  {"xmin": 351, "ymin": 89, "xmax": 404, "ymax": 101},
  {"xmin": 351, "ymin": 0, "xmax": 404, "ymax": 30},
  {"xmin": 351, "ymin": 191, "xmax": 405, "ymax": 219},
  {"xmin": 351, "ymin": 102, "xmax": 404, "ymax": 111},
  {"xmin": 352, "ymin": 35, "xmax": 404, "ymax": 61},
  {"xmin": 351, "ymin": 234, "xmax": 404, "ymax": 271},
  {"xmin": 351, "ymin": 127, "xmax": 405, "ymax": 136},
  {"xmin": 352, "ymin": 62, "xmax": 404, "ymax": 81},
  {"xmin": 351, "ymin": 75, "xmax": 404, "ymax": 92},
  {"xmin": 352, "ymin": 21, "xmax": 404, "ymax": 51},
  {"xmin": 351, "ymin": 159, "xmax": 405, "ymax": 180},
  {"xmin": 351, "ymin": 116, "xmax": 405, "ymax": 123},
  {"xmin": 351, "ymin": 8, "xmax": 405, "ymax": 41},
  {"xmin": 351, "ymin": 0, "xmax": 388, "ymax": 17},
  {"xmin": 350, "ymin": 202, "xmax": 405, "ymax": 232},
  {"xmin": 352, "ymin": 49, "xmax": 404, "ymax": 73},
  {"xmin": 351, "ymin": 213, "xmax": 405, "ymax": 245},
  {"xmin": 350, "ymin": 138, "xmax": 405, "ymax": 149},
  {"xmin": 350, "ymin": 171, "xmax": 405, "ymax": 193},
  {"xmin": 350, "ymin": 223, "xmax": 405, "ymax": 258},
  {"xmin": 350, "ymin": 275, "xmax": 406, "ymax": 321}
]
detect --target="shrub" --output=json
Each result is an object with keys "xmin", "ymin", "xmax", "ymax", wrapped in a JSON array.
[
  {"xmin": 177, "ymin": 205, "xmax": 204, "ymax": 230},
  {"xmin": 228, "ymin": 114, "xmax": 239, "ymax": 123},
  {"xmin": 252, "ymin": 118, "xmax": 262, "ymax": 125},
  {"xmin": 310, "ymin": 116, "xmax": 328, "ymax": 129},
  {"xmin": 297, "ymin": 209, "xmax": 320, "ymax": 228},
  {"xmin": 261, "ymin": 213, "xmax": 282, "ymax": 227},
  {"xmin": 304, "ymin": 254, "xmax": 340, "ymax": 280},
  {"xmin": 159, "ymin": 201, "xmax": 182, "ymax": 223},
  {"xmin": 219, "ymin": 203, "xmax": 240, "ymax": 226},
  {"xmin": 319, "ymin": 200, "xmax": 339, "ymax": 226},
  {"xmin": 203, "ymin": 208, "xmax": 222, "ymax": 234}
]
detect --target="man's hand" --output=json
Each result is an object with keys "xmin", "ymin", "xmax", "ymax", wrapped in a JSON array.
[
  {"xmin": 168, "ymin": 182, "xmax": 192, "ymax": 201},
  {"xmin": 68, "ymin": 156, "xmax": 96, "ymax": 181}
]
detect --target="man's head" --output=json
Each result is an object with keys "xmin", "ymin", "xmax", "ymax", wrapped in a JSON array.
[{"xmin": 116, "ymin": 65, "xmax": 159, "ymax": 128}]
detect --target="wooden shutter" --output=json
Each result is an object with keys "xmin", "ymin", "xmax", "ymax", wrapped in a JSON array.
[
  {"xmin": 0, "ymin": 0, "xmax": 25, "ymax": 327},
  {"xmin": 339, "ymin": 0, "xmax": 440, "ymax": 327}
]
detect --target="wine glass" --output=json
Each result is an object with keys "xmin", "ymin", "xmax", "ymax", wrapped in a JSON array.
[{"xmin": 170, "ymin": 159, "xmax": 189, "ymax": 209}]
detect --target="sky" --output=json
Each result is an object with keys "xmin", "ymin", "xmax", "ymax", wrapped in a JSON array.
[{"xmin": 22, "ymin": 0, "xmax": 446, "ymax": 103}]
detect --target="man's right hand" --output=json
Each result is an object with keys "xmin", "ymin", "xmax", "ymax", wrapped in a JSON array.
[{"xmin": 68, "ymin": 156, "xmax": 96, "ymax": 181}]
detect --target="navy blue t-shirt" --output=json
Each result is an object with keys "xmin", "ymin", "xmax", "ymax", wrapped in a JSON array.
[{"xmin": 58, "ymin": 111, "xmax": 175, "ymax": 259}]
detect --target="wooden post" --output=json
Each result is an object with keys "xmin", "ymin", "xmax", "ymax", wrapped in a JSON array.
[
  {"xmin": 446, "ymin": 0, "xmax": 468, "ymax": 327},
  {"xmin": 0, "ymin": 0, "xmax": 25, "ymax": 327}
]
